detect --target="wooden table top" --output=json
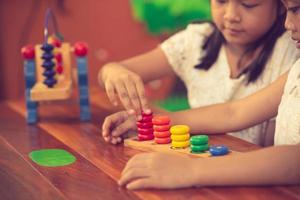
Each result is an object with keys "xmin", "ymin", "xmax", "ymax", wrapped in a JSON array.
[{"xmin": 1, "ymin": 88, "xmax": 300, "ymax": 200}]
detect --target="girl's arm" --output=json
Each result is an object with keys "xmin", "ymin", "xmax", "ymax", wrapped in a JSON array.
[
  {"xmin": 103, "ymin": 72, "xmax": 288, "ymax": 144},
  {"xmin": 98, "ymin": 47, "xmax": 173, "ymax": 113},
  {"xmin": 169, "ymin": 72, "xmax": 288, "ymax": 134},
  {"xmin": 119, "ymin": 143, "xmax": 300, "ymax": 189},
  {"xmin": 195, "ymin": 143, "xmax": 300, "ymax": 186}
]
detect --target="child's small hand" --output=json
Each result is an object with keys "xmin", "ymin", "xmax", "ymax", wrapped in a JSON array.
[
  {"xmin": 101, "ymin": 63, "xmax": 150, "ymax": 114},
  {"xmin": 102, "ymin": 110, "xmax": 136, "ymax": 144},
  {"xmin": 119, "ymin": 153, "xmax": 199, "ymax": 189}
]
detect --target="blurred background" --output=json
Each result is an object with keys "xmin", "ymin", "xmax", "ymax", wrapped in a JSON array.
[{"xmin": 0, "ymin": 0, "xmax": 210, "ymax": 110}]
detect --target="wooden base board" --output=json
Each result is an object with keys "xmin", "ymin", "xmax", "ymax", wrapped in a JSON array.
[
  {"xmin": 124, "ymin": 136, "xmax": 234, "ymax": 158},
  {"xmin": 30, "ymin": 80, "xmax": 72, "ymax": 101}
]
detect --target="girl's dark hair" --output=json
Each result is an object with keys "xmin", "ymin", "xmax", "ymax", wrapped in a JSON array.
[{"xmin": 194, "ymin": 1, "xmax": 286, "ymax": 83}]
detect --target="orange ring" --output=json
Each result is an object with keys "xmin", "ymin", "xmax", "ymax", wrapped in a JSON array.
[
  {"xmin": 153, "ymin": 124, "xmax": 170, "ymax": 132},
  {"xmin": 152, "ymin": 115, "xmax": 170, "ymax": 125},
  {"xmin": 154, "ymin": 131, "xmax": 171, "ymax": 138},
  {"xmin": 155, "ymin": 137, "xmax": 171, "ymax": 144}
]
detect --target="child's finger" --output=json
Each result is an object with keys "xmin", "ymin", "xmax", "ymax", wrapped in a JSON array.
[
  {"xmin": 126, "ymin": 178, "xmax": 153, "ymax": 190},
  {"xmin": 111, "ymin": 137, "xmax": 118, "ymax": 145},
  {"xmin": 119, "ymin": 168, "xmax": 149, "ymax": 187},
  {"xmin": 102, "ymin": 111, "xmax": 129, "ymax": 139},
  {"xmin": 114, "ymin": 83, "xmax": 133, "ymax": 111},
  {"xmin": 111, "ymin": 117, "xmax": 136, "ymax": 138},
  {"xmin": 105, "ymin": 81, "xmax": 118, "ymax": 106},
  {"xmin": 124, "ymin": 80, "xmax": 142, "ymax": 114},
  {"xmin": 135, "ymin": 80, "xmax": 149, "ymax": 113}
]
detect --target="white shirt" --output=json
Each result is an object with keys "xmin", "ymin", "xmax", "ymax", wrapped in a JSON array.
[
  {"xmin": 275, "ymin": 59, "xmax": 300, "ymax": 145},
  {"xmin": 161, "ymin": 23, "xmax": 300, "ymax": 145}
]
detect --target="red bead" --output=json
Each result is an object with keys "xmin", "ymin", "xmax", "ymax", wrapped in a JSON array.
[
  {"xmin": 57, "ymin": 65, "xmax": 63, "ymax": 74},
  {"xmin": 137, "ymin": 127, "xmax": 153, "ymax": 135},
  {"xmin": 152, "ymin": 116, "xmax": 170, "ymax": 125},
  {"xmin": 74, "ymin": 42, "xmax": 88, "ymax": 56},
  {"xmin": 153, "ymin": 124, "xmax": 170, "ymax": 132},
  {"xmin": 136, "ymin": 121, "xmax": 153, "ymax": 129},
  {"xmin": 138, "ymin": 134, "xmax": 154, "ymax": 141},
  {"xmin": 154, "ymin": 131, "xmax": 171, "ymax": 138},
  {"xmin": 154, "ymin": 137, "xmax": 171, "ymax": 144},
  {"xmin": 51, "ymin": 38, "xmax": 62, "ymax": 48},
  {"xmin": 137, "ymin": 115, "xmax": 153, "ymax": 123},
  {"xmin": 55, "ymin": 53, "xmax": 62, "ymax": 62},
  {"xmin": 142, "ymin": 111, "xmax": 153, "ymax": 116},
  {"xmin": 21, "ymin": 45, "xmax": 35, "ymax": 59}
]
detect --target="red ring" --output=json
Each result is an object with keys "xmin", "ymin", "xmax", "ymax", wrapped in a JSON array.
[
  {"xmin": 138, "ymin": 134, "xmax": 154, "ymax": 141},
  {"xmin": 138, "ymin": 115, "xmax": 152, "ymax": 123},
  {"xmin": 138, "ymin": 128, "xmax": 153, "ymax": 135},
  {"xmin": 136, "ymin": 121, "xmax": 153, "ymax": 129}
]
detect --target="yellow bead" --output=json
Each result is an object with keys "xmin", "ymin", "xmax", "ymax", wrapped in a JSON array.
[
  {"xmin": 171, "ymin": 140, "xmax": 190, "ymax": 148},
  {"xmin": 171, "ymin": 134, "xmax": 190, "ymax": 141},
  {"xmin": 170, "ymin": 125, "xmax": 190, "ymax": 135}
]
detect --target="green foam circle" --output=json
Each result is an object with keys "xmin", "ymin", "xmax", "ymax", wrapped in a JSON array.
[{"xmin": 29, "ymin": 149, "xmax": 76, "ymax": 167}]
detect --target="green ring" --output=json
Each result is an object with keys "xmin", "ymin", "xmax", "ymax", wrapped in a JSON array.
[
  {"xmin": 190, "ymin": 144, "xmax": 209, "ymax": 152},
  {"xmin": 190, "ymin": 135, "xmax": 209, "ymax": 145}
]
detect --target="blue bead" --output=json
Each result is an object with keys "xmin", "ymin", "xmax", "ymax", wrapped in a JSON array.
[
  {"xmin": 209, "ymin": 145, "xmax": 229, "ymax": 156},
  {"xmin": 80, "ymin": 98, "xmax": 89, "ymax": 106},
  {"xmin": 42, "ymin": 52, "xmax": 54, "ymax": 60},
  {"xmin": 80, "ymin": 105, "xmax": 91, "ymax": 121},
  {"xmin": 27, "ymin": 109, "xmax": 38, "ymax": 124},
  {"xmin": 43, "ymin": 77, "xmax": 57, "ymax": 87},
  {"xmin": 41, "ymin": 43, "xmax": 54, "ymax": 51},
  {"xmin": 79, "ymin": 86, "xmax": 89, "ymax": 98},
  {"xmin": 43, "ymin": 69, "xmax": 56, "ymax": 77},
  {"xmin": 78, "ymin": 75, "xmax": 88, "ymax": 86},
  {"xmin": 42, "ymin": 60, "xmax": 55, "ymax": 69}
]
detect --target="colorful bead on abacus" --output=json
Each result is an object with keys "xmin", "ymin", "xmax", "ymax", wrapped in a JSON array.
[
  {"xmin": 152, "ymin": 115, "xmax": 171, "ymax": 144},
  {"xmin": 170, "ymin": 125, "xmax": 190, "ymax": 148},
  {"xmin": 137, "ymin": 111, "xmax": 154, "ymax": 141},
  {"xmin": 21, "ymin": 45, "xmax": 35, "ymax": 59},
  {"xmin": 41, "ymin": 43, "xmax": 57, "ymax": 88},
  {"xmin": 190, "ymin": 135, "xmax": 209, "ymax": 153},
  {"xmin": 74, "ymin": 42, "xmax": 88, "ymax": 57},
  {"xmin": 49, "ymin": 36, "xmax": 64, "ymax": 74}
]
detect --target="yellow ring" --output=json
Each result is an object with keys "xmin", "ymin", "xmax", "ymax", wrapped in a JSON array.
[
  {"xmin": 170, "ymin": 125, "xmax": 190, "ymax": 135},
  {"xmin": 171, "ymin": 140, "xmax": 190, "ymax": 148},
  {"xmin": 171, "ymin": 134, "xmax": 190, "ymax": 141}
]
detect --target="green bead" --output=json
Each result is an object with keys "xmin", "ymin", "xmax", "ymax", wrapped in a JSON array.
[
  {"xmin": 190, "ymin": 144, "xmax": 209, "ymax": 152},
  {"xmin": 190, "ymin": 135, "xmax": 209, "ymax": 145}
]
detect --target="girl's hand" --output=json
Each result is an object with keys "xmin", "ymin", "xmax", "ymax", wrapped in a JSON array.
[
  {"xmin": 101, "ymin": 63, "xmax": 150, "ymax": 115},
  {"xmin": 102, "ymin": 110, "xmax": 136, "ymax": 144},
  {"xmin": 119, "ymin": 153, "xmax": 199, "ymax": 189}
]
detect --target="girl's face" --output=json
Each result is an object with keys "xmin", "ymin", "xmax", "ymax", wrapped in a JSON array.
[
  {"xmin": 211, "ymin": 0, "xmax": 278, "ymax": 47},
  {"xmin": 284, "ymin": 0, "xmax": 300, "ymax": 48}
]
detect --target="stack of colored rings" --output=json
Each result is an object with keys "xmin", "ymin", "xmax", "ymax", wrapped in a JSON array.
[
  {"xmin": 136, "ymin": 112, "xmax": 154, "ymax": 141},
  {"xmin": 190, "ymin": 135, "xmax": 209, "ymax": 153},
  {"xmin": 170, "ymin": 125, "xmax": 190, "ymax": 148},
  {"xmin": 152, "ymin": 116, "xmax": 171, "ymax": 144}
]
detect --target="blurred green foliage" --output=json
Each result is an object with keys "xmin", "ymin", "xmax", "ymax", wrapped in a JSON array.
[{"xmin": 130, "ymin": 0, "xmax": 211, "ymax": 35}]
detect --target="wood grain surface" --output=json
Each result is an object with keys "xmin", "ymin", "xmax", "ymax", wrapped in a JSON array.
[{"xmin": 1, "ymin": 89, "xmax": 299, "ymax": 200}]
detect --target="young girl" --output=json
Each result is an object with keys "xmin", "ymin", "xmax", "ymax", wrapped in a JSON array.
[
  {"xmin": 116, "ymin": 0, "xmax": 300, "ymax": 189},
  {"xmin": 99, "ymin": 0, "xmax": 299, "ymax": 146}
]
